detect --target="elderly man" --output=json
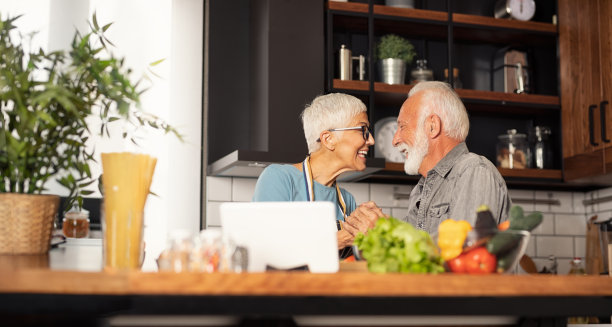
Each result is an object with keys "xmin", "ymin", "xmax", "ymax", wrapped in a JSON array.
[{"xmin": 392, "ymin": 81, "xmax": 510, "ymax": 234}]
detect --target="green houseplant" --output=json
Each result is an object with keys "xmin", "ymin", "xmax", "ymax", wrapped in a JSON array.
[
  {"xmin": 376, "ymin": 34, "xmax": 416, "ymax": 85},
  {"xmin": 0, "ymin": 13, "xmax": 179, "ymax": 254}
]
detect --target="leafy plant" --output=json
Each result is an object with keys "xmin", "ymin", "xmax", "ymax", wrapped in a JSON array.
[
  {"xmin": 354, "ymin": 217, "xmax": 445, "ymax": 274},
  {"xmin": 0, "ymin": 13, "xmax": 181, "ymax": 210},
  {"xmin": 376, "ymin": 34, "xmax": 416, "ymax": 64}
]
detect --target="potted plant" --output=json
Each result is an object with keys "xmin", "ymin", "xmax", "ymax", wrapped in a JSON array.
[
  {"xmin": 376, "ymin": 34, "xmax": 416, "ymax": 85},
  {"xmin": 0, "ymin": 14, "xmax": 179, "ymax": 254}
]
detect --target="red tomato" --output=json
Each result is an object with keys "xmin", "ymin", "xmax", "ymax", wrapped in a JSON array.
[
  {"xmin": 464, "ymin": 247, "xmax": 497, "ymax": 274},
  {"xmin": 448, "ymin": 254, "xmax": 467, "ymax": 273},
  {"xmin": 343, "ymin": 255, "xmax": 356, "ymax": 262}
]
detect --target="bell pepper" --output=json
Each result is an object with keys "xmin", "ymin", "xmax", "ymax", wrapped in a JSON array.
[{"xmin": 437, "ymin": 219, "xmax": 472, "ymax": 261}]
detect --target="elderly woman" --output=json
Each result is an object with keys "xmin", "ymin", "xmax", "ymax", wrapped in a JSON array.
[{"xmin": 252, "ymin": 93, "xmax": 386, "ymax": 255}]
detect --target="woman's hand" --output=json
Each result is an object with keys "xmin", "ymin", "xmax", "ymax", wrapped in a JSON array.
[
  {"xmin": 345, "ymin": 201, "xmax": 386, "ymax": 235},
  {"xmin": 336, "ymin": 201, "xmax": 386, "ymax": 250}
]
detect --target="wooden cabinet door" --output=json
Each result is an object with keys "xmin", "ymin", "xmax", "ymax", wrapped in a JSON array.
[
  {"xmin": 599, "ymin": 0, "xmax": 612, "ymax": 171},
  {"xmin": 559, "ymin": 0, "xmax": 605, "ymax": 180}
]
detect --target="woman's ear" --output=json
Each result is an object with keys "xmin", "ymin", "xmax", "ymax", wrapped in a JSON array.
[{"xmin": 319, "ymin": 131, "xmax": 335, "ymax": 150}]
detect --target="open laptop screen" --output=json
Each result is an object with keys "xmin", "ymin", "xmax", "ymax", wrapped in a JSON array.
[{"xmin": 219, "ymin": 201, "xmax": 339, "ymax": 273}]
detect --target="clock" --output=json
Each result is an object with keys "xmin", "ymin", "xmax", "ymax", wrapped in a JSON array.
[
  {"xmin": 494, "ymin": 0, "xmax": 536, "ymax": 21},
  {"xmin": 374, "ymin": 117, "xmax": 405, "ymax": 163}
]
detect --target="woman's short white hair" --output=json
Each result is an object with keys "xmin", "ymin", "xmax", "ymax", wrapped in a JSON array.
[
  {"xmin": 301, "ymin": 93, "xmax": 367, "ymax": 153},
  {"xmin": 408, "ymin": 81, "xmax": 469, "ymax": 141}
]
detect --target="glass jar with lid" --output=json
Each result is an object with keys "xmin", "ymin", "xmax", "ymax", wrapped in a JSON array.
[
  {"xmin": 62, "ymin": 209, "xmax": 90, "ymax": 238},
  {"xmin": 496, "ymin": 129, "xmax": 529, "ymax": 169},
  {"xmin": 410, "ymin": 59, "xmax": 433, "ymax": 83}
]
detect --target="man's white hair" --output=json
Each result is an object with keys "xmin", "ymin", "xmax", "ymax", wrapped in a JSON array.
[
  {"xmin": 301, "ymin": 93, "xmax": 367, "ymax": 153},
  {"xmin": 408, "ymin": 81, "xmax": 469, "ymax": 141}
]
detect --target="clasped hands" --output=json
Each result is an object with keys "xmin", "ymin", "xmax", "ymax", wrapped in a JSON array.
[{"xmin": 337, "ymin": 201, "xmax": 386, "ymax": 249}]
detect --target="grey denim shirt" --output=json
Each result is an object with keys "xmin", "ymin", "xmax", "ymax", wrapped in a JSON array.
[{"xmin": 402, "ymin": 142, "xmax": 511, "ymax": 236}]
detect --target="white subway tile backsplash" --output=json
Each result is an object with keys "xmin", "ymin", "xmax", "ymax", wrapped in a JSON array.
[
  {"xmin": 369, "ymin": 184, "xmax": 412, "ymax": 208},
  {"xmin": 572, "ymin": 192, "xmax": 587, "ymax": 215},
  {"xmin": 340, "ymin": 182, "xmax": 370, "ymax": 205},
  {"xmin": 550, "ymin": 191, "xmax": 573, "ymax": 214},
  {"xmin": 556, "ymin": 259, "xmax": 573, "ymax": 275},
  {"xmin": 391, "ymin": 207, "xmax": 409, "ymax": 220},
  {"xmin": 596, "ymin": 187, "xmax": 612, "ymax": 211},
  {"xmin": 207, "ymin": 176, "xmax": 232, "ymax": 201},
  {"xmin": 574, "ymin": 236, "xmax": 586, "ymax": 260},
  {"xmin": 535, "ymin": 191, "xmax": 553, "ymax": 212},
  {"xmin": 584, "ymin": 191, "xmax": 598, "ymax": 213},
  {"xmin": 508, "ymin": 189, "xmax": 535, "ymax": 212},
  {"xmin": 205, "ymin": 201, "xmax": 223, "ymax": 227},
  {"xmin": 536, "ymin": 236, "xmax": 574, "ymax": 257},
  {"xmin": 232, "ymin": 178, "xmax": 257, "ymax": 202},
  {"xmin": 532, "ymin": 212, "xmax": 554, "ymax": 235},
  {"xmin": 554, "ymin": 214, "xmax": 586, "ymax": 236}
]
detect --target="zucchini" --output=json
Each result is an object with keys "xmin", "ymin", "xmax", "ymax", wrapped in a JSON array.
[
  {"xmin": 496, "ymin": 250, "xmax": 516, "ymax": 273},
  {"xmin": 486, "ymin": 230, "xmax": 522, "ymax": 255},
  {"xmin": 509, "ymin": 211, "xmax": 543, "ymax": 231}
]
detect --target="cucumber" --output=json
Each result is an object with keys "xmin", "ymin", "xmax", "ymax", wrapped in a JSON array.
[
  {"xmin": 496, "ymin": 250, "xmax": 516, "ymax": 273},
  {"xmin": 486, "ymin": 230, "xmax": 522, "ymax": 255},
  {"xmin": 509, "ymin": 211, "xmax": 543, "ymax": 231},
  {"xmin": 509, "ymin": 205, "xmax": 524, "ymax": 220}
]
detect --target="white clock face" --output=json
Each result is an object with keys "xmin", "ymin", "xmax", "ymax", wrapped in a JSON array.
[
  {"xmin": 374, "ymin": 117, "xmax": 406, "ymax": 163},
  {"xmin": 508, "ymin": 0, "xmax": 535, "ymax": 21}
]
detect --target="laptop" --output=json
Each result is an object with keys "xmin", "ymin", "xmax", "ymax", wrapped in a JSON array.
[{"xmin": 219, "ymin": 201, "xmax": 339, "ymax": 273}]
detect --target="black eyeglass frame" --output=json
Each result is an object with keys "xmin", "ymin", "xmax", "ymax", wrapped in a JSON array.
[{"xmin": 316, "ymin": 126, "xmax": 371, "ymax": 142}]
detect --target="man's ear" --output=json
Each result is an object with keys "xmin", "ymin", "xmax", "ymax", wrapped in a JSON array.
[
  {"xmin": 427, "ymin": 114, "xmax": 442, "ymax": 138},
  {"xmin": 320, "ymin": 131, "xmax": 335, "ymax": 150}
]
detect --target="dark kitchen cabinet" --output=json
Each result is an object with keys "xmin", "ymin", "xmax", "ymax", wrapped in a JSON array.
[
  {"xmin": 325, "ymin": 0, "xmax": 563, "ymax": 185},
  {"xmin": 559, "ymin": 0, "xmax": 612, "ymax": 182}
]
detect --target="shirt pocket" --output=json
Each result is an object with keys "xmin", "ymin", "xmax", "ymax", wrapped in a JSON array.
[{"xmin": 429, "ymin": 203, "xmax": 450, "ymax": 218}]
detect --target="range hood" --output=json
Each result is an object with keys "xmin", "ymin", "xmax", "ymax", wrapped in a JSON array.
[
  {"xmin": 206, "ymin": 0, "xmax": 385, "ymax": 182},
  {"xmin": 209, "ymin": 149, "xmax": 385, "ymax": 182}
]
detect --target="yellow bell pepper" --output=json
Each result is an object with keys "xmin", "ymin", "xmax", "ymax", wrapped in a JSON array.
[{"xmin": 437, "ymin": 219, "xmax": 472, "ymax": 261}]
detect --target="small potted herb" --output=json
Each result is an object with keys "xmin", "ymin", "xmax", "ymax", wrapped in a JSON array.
[{"xmin": 376, "ymin": 34, "xmax": 416, "ymax": 85}]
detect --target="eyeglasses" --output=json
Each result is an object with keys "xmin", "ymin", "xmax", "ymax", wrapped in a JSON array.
[{"xmin": 317, "ymin": 125, "xmax": 371, "ymax": 142}]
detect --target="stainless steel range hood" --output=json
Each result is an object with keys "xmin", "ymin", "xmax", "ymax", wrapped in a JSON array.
[
  {"xmin": 209, "ymin": 149, "xmax": 385, "ymax": 182},
  {"xmin": 205, "ymin": 0, "xmax": 385, "ymax": 182}
]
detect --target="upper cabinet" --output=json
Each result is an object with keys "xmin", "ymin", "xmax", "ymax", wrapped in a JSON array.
[
  {"xmin": 326, "ymin": 0, "xmax": 563, "ymax": 184},
  {"xmin": 559, "ymin": 0, "xmax": 612, "ymax": 182}
]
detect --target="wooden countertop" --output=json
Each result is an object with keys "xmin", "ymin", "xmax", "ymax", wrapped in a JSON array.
[
  {"xmin": 1, "ymin": 244, "xmax": 611, "ymax": 319},
  {"xmin": 1, "ymin": 268, "xmax": 612, "ymax": 297}
]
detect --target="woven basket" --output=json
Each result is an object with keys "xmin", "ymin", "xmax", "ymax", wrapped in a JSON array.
[{"xmin": 0, "ymin": 193, "xmax": 60, "ymax": 254}]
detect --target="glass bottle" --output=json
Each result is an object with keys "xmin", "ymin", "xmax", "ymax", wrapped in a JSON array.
[
  {"xmin": 444, "ymin": 68, "xmax": 462, "ymax": 89},
  {"xmin": 496, "ymin": 129, "xmax": 529, "ymax": 169},
  {"xmin": 567, "ymin": 258, "xmax": 589, "ymax": 324}
]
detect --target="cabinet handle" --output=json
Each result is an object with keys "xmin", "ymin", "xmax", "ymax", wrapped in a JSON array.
[
  {"xmin": 601, "ymin": 100, "xmax": 610, "ymax": 143},
  {"xmin": 589, "ymin": 104, "xmax": 599, "ymax": 146}
]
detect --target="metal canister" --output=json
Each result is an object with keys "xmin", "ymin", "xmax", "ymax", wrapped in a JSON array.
[{"xmin": 339, "ymin": 44, "xmax": 352, "ymax": 80}]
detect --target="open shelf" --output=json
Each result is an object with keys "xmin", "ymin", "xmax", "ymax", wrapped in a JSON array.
[
  {"xmin": 327, "ymin": 1, "xmax": 369, "ymax": 14},
  {"xmin": 332, "ymin": 79, "xmax": 560, "ymax": 108}
]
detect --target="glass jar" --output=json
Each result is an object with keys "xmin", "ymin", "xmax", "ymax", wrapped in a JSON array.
[
  {"xmin": 411, "ymin": 59, "xmax": 433, "ymax": 83},
  {"xmin": 62, "ymin": 210, "xmax": 90, "ymax": 238},
  {"xmin": 496, "ymin": 129, "xmax": 529, "ymax": 169}
]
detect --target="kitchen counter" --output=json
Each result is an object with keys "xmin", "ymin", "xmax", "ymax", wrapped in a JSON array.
[{"xmin": 1, "ymin": 243, "xmax": 611, "ymax": 325}]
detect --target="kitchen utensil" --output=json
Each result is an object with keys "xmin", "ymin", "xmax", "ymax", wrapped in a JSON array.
[
  {"xmin": 497, "ymin": 129, "xmax": 529, "ymax": 169},
  {"xmin": 519, "ymin": 254, "xmax": 538, "ymax": 274},
  {"xmin": 595, "ymin": 218, "xmax": 612, "ymax": 274},
  {"xmin": 339, "ymin": 44, "xmax": 366, "ymax": 81},
  {"xmin": 492, "ymin": 49, "xmax": 531, "ymax": 94}
]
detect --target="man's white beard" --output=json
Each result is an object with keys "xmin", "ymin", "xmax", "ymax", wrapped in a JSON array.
[{"xmin": 396, "ymin": 129, "xmax": 429, "ymax": 176}]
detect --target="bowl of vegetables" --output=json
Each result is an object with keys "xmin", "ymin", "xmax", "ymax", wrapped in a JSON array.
[{"xmin": 439, "ymin": 205, "xmax": 540, "ymax": 274}]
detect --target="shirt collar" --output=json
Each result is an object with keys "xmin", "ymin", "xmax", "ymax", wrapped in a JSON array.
[{"xmin": 428, "ymin": 142, "xmax": 469, "ymax": 178}]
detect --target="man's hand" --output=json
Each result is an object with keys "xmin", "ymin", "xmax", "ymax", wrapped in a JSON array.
[{"xmin": 344, "ymin": 201, "xmax": 386, "ymax": 235}]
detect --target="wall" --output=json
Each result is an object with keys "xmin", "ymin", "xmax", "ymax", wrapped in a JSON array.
[
  {"xmin": 206, "ymin": 176, "xmax": 612, "ymax": 275},
  {"xmin": 1, "ymin": 0, "xmax": 203, "ymax": 270}
]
